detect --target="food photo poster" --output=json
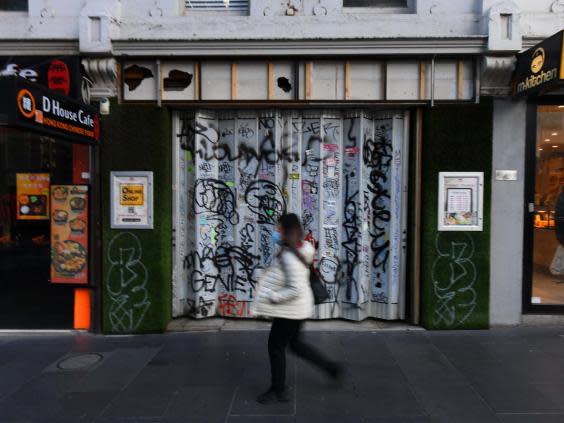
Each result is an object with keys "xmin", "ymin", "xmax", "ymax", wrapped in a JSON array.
[
  {"xmin": 50, "ymin": 185, "xmax": 89, "ymax": 284},
  {"xmin": 16, "ymin": 173, "xmax": 50, "ymax": 220}
]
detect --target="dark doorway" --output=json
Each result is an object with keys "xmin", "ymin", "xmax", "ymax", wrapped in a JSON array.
[{"xmin": 0, "ymin": 129, "xmax": 74, "ymax": 328}]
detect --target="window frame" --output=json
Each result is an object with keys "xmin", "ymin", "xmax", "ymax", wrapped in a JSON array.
[
  {"xmin": 342, "ymin": 0, "xmax": 415, "ymax": 14},
  {"xmin": 0, "ymin": 0, "xmax": 28, "ymax": 12},
  {"xmin": 184, "ymin": 0, "xmax": 249, "ymax": 16}
]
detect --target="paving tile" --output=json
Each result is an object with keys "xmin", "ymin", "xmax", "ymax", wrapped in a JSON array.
[
  {"xmin": 295, "ymin": 379, "xmax": 361, "ymax": 421},
  {"xmin": 390, "ymin": 355, "xmax": 468, "ymax": 388},
  {"xmin": 126, "ymin": 364, "xmax": 188, "ymax": 392},
  {"xmin": 480, "ymin": 342, "xmax": 551, "ymax": 362},
  {"xmin": 355, "ymin": 383, "xmax": 424, "ymax": 417},
  {"xmin": 228, "ymin": 416, "xmax": 296, "ymax": 423},
  {"xmin": 71, "ymin": 348, "xmax": 160, "ymax": 393},
  {"xmin": 497, "ymin": 413, "xmax": 564, "ymax": 423},
  {"xmin": 177, "ymin": 361, "xmax": 246, "ymax": 387},
  {"xmin": 0, "ymin": 349, "xmax": 67, "ymax": 399},
  {"xmin": 455, "ymin": 359, "xmax": 524, "ymax": 385},
  {"xmin": 101, "ymin": 387, "xmax": 175, "ymax": 418},
  {"xmin": 472, "ymin": 381, "xmax": 562, "ymax": 413},
  {"xmin": 410, "ymin": 384, "xmax": 497, "ymax": 423},
  {"xmin": 363, "ymin": 417, "xmax": 430, "ymax": 423},
  {"xmin": 502, "ymin": 358, "xmax": 564, "ymax": 384},
  {"xmin": 95, "ymin": 418, "xmax": 163, "ymax": 423},
  {"xmin": 0, "ymin": 371, "xmax": 86, "ymax": 422},
  {"xmin": 230, "ymin": 385, "xmax": 295, "ymax": 417},
  {"xmin": 430, "ymin": 338, "xmax": 498, "ymax": 363},
  {"xmin": 347, "ymin": 362, "xmax": 407, "ymax": 390},
  {"xmin": 531, "ymin": 383, "xmax": 564, "ymax": 410},
  {"xmin": 163, "ymin": 385, "xmax": 234, "ymax": 422},
  {"xmin": 57, "ymin": 391, "xmax": 118, "ymax": 421},
  {"xmin": 0, "ymin": 397, "xmax": 63, "ymax": 423}
]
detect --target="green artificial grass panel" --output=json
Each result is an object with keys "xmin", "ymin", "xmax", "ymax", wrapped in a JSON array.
[
  {"xmin": 101, "ymin": 101, "xmax": 172, "ymax": 333},
  {"xmin": 421, "ymin": 101, "xmax": 492, "ymax": 330}
]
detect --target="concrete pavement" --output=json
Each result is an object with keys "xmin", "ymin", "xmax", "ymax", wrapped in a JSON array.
[{"xmin": 1, "ymin": 324, "xmax": 564, "ymax": 422}]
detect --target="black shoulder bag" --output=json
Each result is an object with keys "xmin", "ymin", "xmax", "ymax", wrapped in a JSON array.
[{"xmin": 283, "ymin": 245, "xmax": 330, "ymax": 305}]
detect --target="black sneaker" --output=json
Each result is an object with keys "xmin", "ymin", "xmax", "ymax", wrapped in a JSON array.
[{"xmin": 256, "ymin": 389, "xmax": 290, "ymax": 404}]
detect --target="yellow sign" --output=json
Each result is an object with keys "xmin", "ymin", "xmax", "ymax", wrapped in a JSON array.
[
  {"xmin": 16, "ymin": 173, "xmax": 50, "ymax": 220},
  {"xmin": 120, "ymin": 184, "xmax": 144, "ymax": 206},
  {"xmin": 531, "ymin": 47, "xmax": 545, "ymax": 74}
]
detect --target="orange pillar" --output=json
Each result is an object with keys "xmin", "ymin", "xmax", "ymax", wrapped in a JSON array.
[{"xmin": 74, "ymin": 288, "xmax": 91, "ymax": 329}]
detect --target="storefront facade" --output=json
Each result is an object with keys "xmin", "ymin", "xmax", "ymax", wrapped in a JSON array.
[
  {"xmin": 114, "ymin": 54, "xmax": 486, "ymax": 329},
  {"xmin": 2, "ymin": 0, "xmax": 564, "ymax": 332},
  {"xmin": 0, "ymin": 76, "xmax": 100, "ymax": 330},
  {"xmin": 513, "ymin": 31, "xmax": 564, "ymax": 314}
]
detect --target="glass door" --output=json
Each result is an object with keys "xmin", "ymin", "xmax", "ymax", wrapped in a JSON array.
[{"xmin": 528, "ymin": 105, "xmax": 564, "ymax": 308}]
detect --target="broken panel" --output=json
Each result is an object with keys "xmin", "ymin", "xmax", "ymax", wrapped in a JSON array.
[{"xmin": 123, "ymin": 62, "xmax": 157, "ymax": 101}]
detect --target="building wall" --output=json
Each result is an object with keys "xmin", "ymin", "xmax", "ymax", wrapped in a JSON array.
[
  {"xmin": 490, "ymin": 99, "xmax": 527, "ymax": 326},
  {"xmin": 1, "ymin": 0, "xmax": 564, "ymax": 49},
  {"xmin": 101, "ymin": 101, "xmax": 172, "ymax": 333},
  {"xmin": 421, "ymin": 101, "xmax": 493, "ymax": 330},
  {"xmin": 1, "ymin": 0, "xmax": 559, "ymax": 330}
]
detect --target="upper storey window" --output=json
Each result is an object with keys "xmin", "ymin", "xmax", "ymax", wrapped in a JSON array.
[
  {"xmin": 344, "ymin": 0, "xmax": 407, "ymax": 5},
  {"xmin": 185, "ymin": 0, "xmax": 248, "ymax": 14},
  {"xmin": 343, "ymin": 0, "xmax": 413, "ymax": 13},
  {"xmin": 0, "ymin": 0, "xmax": 27, "ymax": 11}
]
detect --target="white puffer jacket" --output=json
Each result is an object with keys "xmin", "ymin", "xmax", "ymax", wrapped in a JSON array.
[{"xmin": 252, "ymin": 241, "xmax": 315, "ymax": 320}]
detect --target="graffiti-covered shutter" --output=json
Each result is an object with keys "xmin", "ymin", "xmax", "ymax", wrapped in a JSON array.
[{"xmin": 173, "ymin": 110, "xmax": 408, "ymax": 321}]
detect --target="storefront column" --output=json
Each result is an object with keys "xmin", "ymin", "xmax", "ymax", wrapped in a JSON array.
[
  {"xmin": 72, "ymin": 144, "xmax": 92, "ymax": 330},
  {"xmin": 490, "ymin": 98, "xmax": 527, "ymax": 326}
]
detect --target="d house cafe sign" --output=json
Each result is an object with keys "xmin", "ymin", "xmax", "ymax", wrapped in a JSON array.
[
  {"xmin": 0, "ymin": 76, "xmax": 99, "ymax": 144},
  {"xmin": 515, "ymin": 30, "xmax": 564, "ymax": 96}
]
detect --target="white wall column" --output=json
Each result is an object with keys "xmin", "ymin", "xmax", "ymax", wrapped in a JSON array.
[{"xmin": 490, "ymin": 98, "xmax": 527, "ymax": 326}]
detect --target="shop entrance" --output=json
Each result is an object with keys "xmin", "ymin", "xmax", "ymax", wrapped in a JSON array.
[
  {"xmin": 526, "ymin": 105, "xmax": 564, "ymax": 308},
  {"xmin": 0, "ymin": 129, "xmax": 74, "ymax": 329},
  {"xmin": 172, "ymin": 109, "xmax": 410, "ymax": 321}
]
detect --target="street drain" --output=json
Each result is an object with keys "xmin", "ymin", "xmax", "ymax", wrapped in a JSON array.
[{"xmin": 57, "ymin": 353, "xmax": 103, "ymax": 370}]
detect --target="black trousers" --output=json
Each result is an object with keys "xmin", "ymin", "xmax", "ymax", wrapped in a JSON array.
[{"xmin": 268, "ymin": 318, "xmax": 335, "ymax": 393}]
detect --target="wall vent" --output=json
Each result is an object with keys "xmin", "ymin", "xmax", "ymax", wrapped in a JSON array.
[{"xmin": 185, "ymin": 0, "xmax": 248, "ymax": 12}]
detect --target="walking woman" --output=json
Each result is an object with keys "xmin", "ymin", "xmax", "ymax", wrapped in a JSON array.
[{"xmin": 253, "ymin": 213, "xmax": 342, "ymax": 404}]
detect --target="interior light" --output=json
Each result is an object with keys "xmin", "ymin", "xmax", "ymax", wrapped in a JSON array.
[
  {"xmin": 539, "ymin": 148, "xmax": 544, "ymax": 151},
  {"xmin": 552, "ymin": 132, "xmax": 559, "ymax": 136},
  {"xmin": 559, "ymin": 105, "xmax": 564, "ymax": 108},
  {"xmin": 545, "ymin": 138, "xmax": 551, "ymax": 142},
  {"xmin": 552, "ymin": 145, "xmax": 559, "ymax": 148}
]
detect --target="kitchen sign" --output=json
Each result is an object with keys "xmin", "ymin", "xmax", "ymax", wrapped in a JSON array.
[
  {"xmin": 514, "ymin": 30, "xmax": 564, "ymax": 96},
  {"xmin": 110, "ymin": 172, "xmax": 154, "ymax": 229},
  {"xmin": 0, "ymin": 76, "xmax": 100, "ymax": 144}
]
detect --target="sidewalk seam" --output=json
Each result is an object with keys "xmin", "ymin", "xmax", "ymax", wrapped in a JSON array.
[
  {"xmin": 381, "ymin": 334, "xmax": 431, "ymax": 419},
  {"xmin": 424, "ymin": 332, "xmax": 502, "ymax": 422}
]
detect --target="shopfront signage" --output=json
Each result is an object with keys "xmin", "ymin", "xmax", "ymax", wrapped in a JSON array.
[
  {"xmin": 110, "ymin": 172, "xmax": 154, "ymax": 229},
  {"xmin": 515, "ymin": 30, "xmax": 564, "ymax": 96},
  {"xmin": 438, "ymin": 172, "xmax": 484, "ymax": 231},
  {"xmin": 0, "ymin": 76, "xmax": 100, "ymax": 144},
  {"xmin": 16, "ymin": 173, "xmax": 50, "ymax": 220},
  {"xmin": 0, "ymin": 56, "xmax": 80, "ymax": 99},
  {"xmin": 50, "ymin": 185, "xmax": 89, "ymax": 284}
]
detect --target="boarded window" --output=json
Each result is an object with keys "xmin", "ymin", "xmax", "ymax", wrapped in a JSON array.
[
  {"xmin": 0, "ymin": 0, "xmax": 27, "ymax": 11},
  {"xmin": 185, "ymin": 0, "xmax": 248, "ymax": 11},
  {"xmin": 343, "ymin": 0, "xmax": 407, "ymax": 7}
]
